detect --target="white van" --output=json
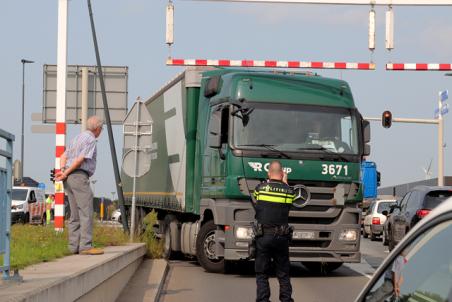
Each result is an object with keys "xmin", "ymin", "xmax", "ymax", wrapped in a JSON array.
[{"xmin": 11, "ymin": 186, "xmax": 46, "ymax": 224}]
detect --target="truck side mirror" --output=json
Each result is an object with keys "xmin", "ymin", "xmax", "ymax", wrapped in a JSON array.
[
  {"xmin": 363, "ymin": 144, "xmax": 371, "ymax": 156},
  {"xmin": 208, "ymin": 109, "xmax": 222, "ymax": 149},
  {"xmin": 382, "ymin": 210, "xmax": 389, "ymax": 216},
  {"xmin": 363, "ymin": 120, "xmax": 370, "ymax": 143}
]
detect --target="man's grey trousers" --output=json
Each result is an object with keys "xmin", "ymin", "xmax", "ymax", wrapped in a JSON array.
[{"xmin": 65, "ymin": 170, "xmax": 93, "ymax": 253}]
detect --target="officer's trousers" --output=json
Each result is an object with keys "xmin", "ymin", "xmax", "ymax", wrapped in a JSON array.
[{"xmin": 255, "ymin": 234, "xmax": 293, "ymax": 302}]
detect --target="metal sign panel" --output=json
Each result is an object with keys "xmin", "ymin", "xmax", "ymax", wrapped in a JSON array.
[
  {"xmin": 43, "ymin": 64, "xmax": 128, "ymax": 124},
  {"xmin": 122, "ymin": 101, "xmax": 154, "ymax": 177}
]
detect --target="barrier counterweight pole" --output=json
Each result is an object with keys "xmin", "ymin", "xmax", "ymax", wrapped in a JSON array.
[{"xmin": 54, "ymin": 0, "xmax": 68, "ymax": 232}]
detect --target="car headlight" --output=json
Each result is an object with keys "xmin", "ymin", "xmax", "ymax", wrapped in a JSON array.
[
  {"xmin": 235, "ymin": 227, "xmax": 253, "ymax": 240},
  {"xmin": 339, "ymin": 229, "xmax": 358, "ymax": 241}
]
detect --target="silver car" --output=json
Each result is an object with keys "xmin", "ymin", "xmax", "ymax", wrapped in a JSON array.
[{"xmin": 363, "ymin": 199, "xmax": 397, "ymax": 241}]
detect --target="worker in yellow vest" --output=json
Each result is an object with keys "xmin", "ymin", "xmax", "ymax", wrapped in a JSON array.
[{"xmin": 46, "ymin": 194, "xmax": 54, "ymax": 225}]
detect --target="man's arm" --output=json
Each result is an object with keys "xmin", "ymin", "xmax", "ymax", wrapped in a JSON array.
[{"xmin": 55, "ymin": 154, "xmax": 84, "ymax": 181}]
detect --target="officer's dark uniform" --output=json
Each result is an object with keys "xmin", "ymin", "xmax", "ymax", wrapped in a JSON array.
[{"xmin": 253, "ymin": 180, "xmax": 295, "ymax": 302}]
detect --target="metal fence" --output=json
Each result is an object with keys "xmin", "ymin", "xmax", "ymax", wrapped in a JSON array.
[{"xmin": 0, "ymin": 129, "xmax": 14, "ymax": 280}]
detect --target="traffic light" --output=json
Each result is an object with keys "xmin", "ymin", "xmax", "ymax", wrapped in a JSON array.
[
  {"xmin": 50, "ymin": 168, "xmax": 55, "ymax": 183},
  {"xmin": 382, "ymin": 110, "xmax": 392, "ymax": 128}
]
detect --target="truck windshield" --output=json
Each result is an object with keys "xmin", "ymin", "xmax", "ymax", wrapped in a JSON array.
[
  {"xmin": 12, "ymin": 189, "xmax": 28, "ymax": 201},
  {"xmin": 233, "ymin": 103, "xmax": 359, "ymax": 155}
]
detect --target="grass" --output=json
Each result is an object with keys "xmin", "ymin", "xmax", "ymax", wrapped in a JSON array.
[
  {"xmin": 0, "ymin": 211, "xmax": 163, "ymax": 270},
  {"xmin": 140, "ymin": 211, "xmax": 164, "ymax": 259},
  {"xmin": 1, "ymin": 222, "xmax": 130, "ymax": 270}
]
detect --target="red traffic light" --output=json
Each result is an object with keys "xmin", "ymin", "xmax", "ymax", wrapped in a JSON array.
[{"xmin": 382, "ymin": 110, "xmax": 392, "ymax": 128}]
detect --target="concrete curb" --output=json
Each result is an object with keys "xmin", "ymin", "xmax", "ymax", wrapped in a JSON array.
[
  {"xmin": 154, "ymin": 260, "xmax": 169, "ymax": 302},
  {"xmin": 115, "ymin": 259, "xmax": 169, "ymax": 302},
  {"xmin": 0, "ymin": 243, "xmax": 146, "ymax": 302}
]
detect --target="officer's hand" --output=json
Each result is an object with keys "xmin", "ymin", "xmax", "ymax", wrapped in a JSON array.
[{"xmin": 283, "ymin": 172, "xmax": 288, "ymax": 184}]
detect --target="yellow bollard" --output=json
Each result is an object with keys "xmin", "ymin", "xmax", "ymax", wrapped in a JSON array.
[{"xmin": 100, "ymin": 199, "xmax": 104, "ymax": 222}]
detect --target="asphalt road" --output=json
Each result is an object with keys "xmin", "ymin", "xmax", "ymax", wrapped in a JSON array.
[{"xmin": 158, "ymin": 236, "xmax": 390, "ymax": 302}]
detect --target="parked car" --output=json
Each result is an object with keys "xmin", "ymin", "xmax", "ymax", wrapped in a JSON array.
[
  {"xmin": 385, "ymin": 186, "xmax": 452, "ymax": 251},
  {"xmin": 363, "ymin": 199, "xmax": 397, "ymax": 241},
  {"xmin": 112, "ymin": 209, "xmax": 121, "ymax": 223},
  {"xmin": 355, "ymin": 197, "xmax": 452, "ymax": 302},
  {"xmin": 11, "ymin": 186, "xmax": 46, "ymax": 224}
]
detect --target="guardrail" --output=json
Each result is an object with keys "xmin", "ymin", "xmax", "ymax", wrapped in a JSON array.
[{"xmin": 0, "ymin": 128, "xmax": 14, "ymax": 280}]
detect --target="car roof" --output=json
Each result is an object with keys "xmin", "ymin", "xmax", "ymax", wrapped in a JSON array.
[{"xmin": 411, "ymin": 185, "xmax": 452, "ymax": 192}]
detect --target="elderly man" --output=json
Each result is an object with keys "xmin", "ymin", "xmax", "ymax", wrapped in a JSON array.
[
  {"xmin": 253, "ymin": 161, "xmax": 295, "ymax": 302},
  {"xmin": 56, "ymin": 116, "xmax": 104, "ymax": 255}
]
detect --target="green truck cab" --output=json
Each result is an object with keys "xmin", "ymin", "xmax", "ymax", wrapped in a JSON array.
[{"xmin": 122, "ymin": 67, "xmax": 371, "ymax": 273}]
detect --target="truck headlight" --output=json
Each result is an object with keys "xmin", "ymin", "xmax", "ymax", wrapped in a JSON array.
[
  {"xmin": 235, "ymin": 227, "xmax": 253, "ymax": 240},
  {"xmin": 16, "ymin": 204, "xmax": 24, "ymax": 210},
  {"xmin": 339, "ymin": 229, "xmax": 357, "ymax": 241}
]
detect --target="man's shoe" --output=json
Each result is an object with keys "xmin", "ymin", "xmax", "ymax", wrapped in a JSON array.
[{"xmin": 80, "ymin": 248, "xmax": 104, "ymax": 255}]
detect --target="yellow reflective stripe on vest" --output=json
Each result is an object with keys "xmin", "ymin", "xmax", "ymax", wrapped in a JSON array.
[{"xmin": 257, "ymin": 194, "xmax": 292, "ymax": 204}]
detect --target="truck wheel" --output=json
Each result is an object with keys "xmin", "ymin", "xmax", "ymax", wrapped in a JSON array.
[
  {"xmin": 196, "ymin": 220, "xmax": 224, "ymax": 273},
  {"xmin": 302, "ymin": 262, "xmax": 343, "ymax": 275},
  {"xmin": 163, "ymin": 215, "xmax": 180, "ymax": 260}
]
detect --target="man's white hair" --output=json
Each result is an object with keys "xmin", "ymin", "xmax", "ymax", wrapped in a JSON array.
[{"xmin": 87, "ymin": 116, "xmax": 103, "ymax": 131}]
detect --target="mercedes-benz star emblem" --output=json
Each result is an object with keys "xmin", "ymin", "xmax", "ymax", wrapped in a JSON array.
[{"xmin": 292, "ymin": 184, "xmax": 311, "ymax": 208}]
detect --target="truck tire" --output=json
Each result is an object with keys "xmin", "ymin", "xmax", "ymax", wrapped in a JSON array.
[
  {"xmin": 196, "ymin": 220, "xmax": 224, "ymax": 273},
  {"xmin": 163, "ymin": 215, "xmax": 180, "ymax": 260},
  {"xmin": 302, "ymin": 262, "xmax": 343, "ymax": 274}
]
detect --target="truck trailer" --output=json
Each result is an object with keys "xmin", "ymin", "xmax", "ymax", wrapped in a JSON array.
[{"xmin": 121, "ymin": 67, "xmax": 371, "ymax": 273}]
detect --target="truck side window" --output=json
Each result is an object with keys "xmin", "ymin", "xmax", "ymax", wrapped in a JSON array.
[
  {"xmin": 400, "ymin": 193, "xmax": 411, "ymax": 212},
  {"xmin": 220, "ymin": 107, "xmax": 229, "ymax": 145}
]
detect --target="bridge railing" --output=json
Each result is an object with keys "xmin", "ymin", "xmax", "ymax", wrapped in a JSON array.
[{"xmin": 0, "ymin": 128, "xmax": 14, "ymax": 280}]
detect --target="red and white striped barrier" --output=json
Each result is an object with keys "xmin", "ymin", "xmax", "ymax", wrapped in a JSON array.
[
  {"xmin": 54, "ymin": 122, "xmax": 66, "ymax": 230},
  {"xmin": 386, "ymin": 63, "xmax": 452, "ymax": 71},
  {"xmin": 167, "ymin": 58, "xmax": 376, "ymax": 70}
]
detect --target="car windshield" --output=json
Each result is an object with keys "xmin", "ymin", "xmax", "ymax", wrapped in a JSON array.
[
  {"xmin": 377, "ymin": 201, "xmax": 396, "ymax": 214},
  {"xmin": 12, "ymin": 189, "xmax": 28, "ymax": 201},
  {"xmin": 233, "ymin": 103, "xmax": 359, "ymax": 155},
  {"xmin": 424, "ymin": 191, "xmax": 452, "ymax": 210}
]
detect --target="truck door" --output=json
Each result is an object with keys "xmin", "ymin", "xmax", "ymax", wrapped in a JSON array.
[
  {"xmin": 203, "ymin": 105, "xmax": 228, "ymax": 197},
  {"xmin": 394, "ymin": 192, "xmax": 411, "ymax": 241}
]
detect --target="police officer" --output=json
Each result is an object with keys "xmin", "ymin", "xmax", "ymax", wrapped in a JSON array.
[{"xmin": 253, "ymin": 160, "xmax": 295, "ymax": 302}]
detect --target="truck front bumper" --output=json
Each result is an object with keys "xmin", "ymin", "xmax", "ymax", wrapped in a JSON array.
[{"xmin": 224, "ymin": 247, "xmax": 361, "ymax": 263}]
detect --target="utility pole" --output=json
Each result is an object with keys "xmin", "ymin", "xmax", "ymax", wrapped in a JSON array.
[{"xmin": 20, "ymin": 59, "xmax": 34, "ymax": 180}]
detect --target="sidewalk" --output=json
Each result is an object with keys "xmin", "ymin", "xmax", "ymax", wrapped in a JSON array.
[{"xmin": 0, "ymin": 244, "xmax": 146, "ymax": 302}]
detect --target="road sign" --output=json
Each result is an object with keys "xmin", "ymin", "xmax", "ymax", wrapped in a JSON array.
[
  {"xmin": 435, "ymin": 103, "xmax": 450, "ymax": 118},
  {"xmin": 442, "ymin": 103, "xmax": 449, "ymax": 115},
  {"xmin": 440, "ymin": 90, "xmax": 449, "ymax": 102},
  {"xmin": 43, "ymin": 64, "xmax": 128, "ymax": 124},
  {"xmin": 122, "ymin": 100, "xmax": 154, "ymax": 178}
]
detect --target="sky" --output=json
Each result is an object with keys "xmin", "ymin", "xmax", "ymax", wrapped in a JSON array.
[{"xmin": 1, "ymin": 0, "xmax": 451, "ymax": 198}]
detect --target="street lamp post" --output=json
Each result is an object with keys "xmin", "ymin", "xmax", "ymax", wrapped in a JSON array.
[{"xmin": 20, "ymin": 59, "xmax": 34, "ymax": 180}]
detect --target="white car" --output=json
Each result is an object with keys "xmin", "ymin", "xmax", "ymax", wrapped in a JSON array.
[
  {"xmin": 111, "ymin": 209, "xmax": 121, "ymax": 223},
  {"xmin": 363, "ymin": 199, "xmax": 397, "ymax": 241},
  {"xmin": 11, "ymin": 186, "xmax": 46, "ymax": 224}
]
